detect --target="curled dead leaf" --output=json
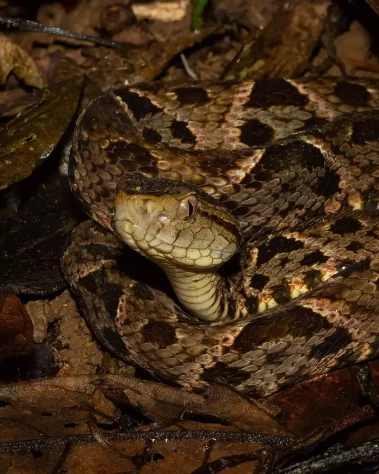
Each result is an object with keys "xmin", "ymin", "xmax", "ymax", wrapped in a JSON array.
[
  {"xmin": 0, "ymin": 293, "xmax": 33, "ymax": 358},
  {"xmin": 0, "ymin": 34, "xmax": 45, "ymax": 88}
]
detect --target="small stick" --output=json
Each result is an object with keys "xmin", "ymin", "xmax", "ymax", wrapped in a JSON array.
[
  {"xmin": 180, "ymin": 53, "xmax": 198, "ymax": 80},
  {"xmin": 0, "ymin": 430, "xmax": 295, "ymax": 454},
  {"xmin": 0, "ymin": 17, "xmax": 127, "ymax": 49}
]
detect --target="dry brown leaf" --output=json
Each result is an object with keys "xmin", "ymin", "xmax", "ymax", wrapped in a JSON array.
[
  {"xmin": 0, "ymin": 293, "xmax": 33, "ymax": 358},
  {"xmin": 202, "ymin": 385, "xmax": 289, "ymax": 435},
  {"xmin": 25, "ymin": 290, "xmax": 135, "ymax": 378},
  {"xmin": 366, "ymin": 0, "xmax": 379, "ymax": 16},
  {"xmin": 103, "ymin": 374, "xmax": 205, "ymax": 422},
  {"xmin": 0, "ymin": 376, "xmax": 119, "ymax": 425},
  {"xmin": 327, "ymin": 21, "xmax": 373, "ymax": 77},
  {"xmin": 211, "ymin": 0, "xmax": 278, "ymax": 30},
  {"xmin": 26, "ymin": 291, "xmax": 104, "ymax": 372},
  {"xmin": 224, "ymin": 0, "xmax": 331, "ymax": 80},
  {"xmin": 103, "ymin": 376, "xmax": 291, "ymax": 436},
  {"xmin": 132, "ymin": 0, "xmax": 190, "ymax": 22},
  {"xmin": 0, "ymin": 376, "xmax": 290, "ymax": 474},
  {"xmin": 0, "ymin": 375, "xmax": 375, "ymax": 473},
  {"xmin": 37, "ymin": 0, "xmax": 117, "ymax": 40},
  {"xmin": 0, "ymin": 88, "xmax": 44, "ymax": 118},
  {"xmin": 0, "ymin": 34, "xmax": 45, "ymax": 88}
]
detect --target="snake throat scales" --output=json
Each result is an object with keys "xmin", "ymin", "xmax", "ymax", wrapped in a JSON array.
[{"xmin": 63, "ymin": 76, "xmax": 379, "ymax": 397}]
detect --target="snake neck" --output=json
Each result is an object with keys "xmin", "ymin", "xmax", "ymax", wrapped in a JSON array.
[{"xmin": 163, "ymin": 265, "xmax": 229, "ymax": 321}]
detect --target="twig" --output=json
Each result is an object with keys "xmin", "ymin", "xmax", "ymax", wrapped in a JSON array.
[
  {"xmin": 192, "ymin": 451, "xmax": 263, "ymax": 474},
  {"xmin": 276, "ymin": 438, "xmax": 379, "ymax": 473},
  {"xmin": 0, "ymin": 17, "xmax": 128, "ymax": 49},
  {"xmin": 180, "ymin": 53, "xmax": 198, "ymax": 79},
  {"xmin": 0, "ymin": 430, "xmax": 295, "ymax": 454}
]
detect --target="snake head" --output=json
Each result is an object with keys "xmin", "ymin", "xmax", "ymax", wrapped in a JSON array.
[{"xmin": 112, "ymin": 173, "xmax": 241, "ymax": 270}]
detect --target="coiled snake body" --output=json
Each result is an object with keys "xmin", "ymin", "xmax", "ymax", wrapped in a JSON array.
[{"xmin": 62, "ymin": 77, "xmax": 379, "ymax": 397}]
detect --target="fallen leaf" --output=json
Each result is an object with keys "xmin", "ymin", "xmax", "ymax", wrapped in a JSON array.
[
  {"xmin": 0, "ymin": 34, "xmax": 45, "ymax": 88},
  {"xmin": 132, "ymin": 0, "xmax": 190, "ymax": 22},
  {"xmin": 103, "ymin": 376, "xmax": 292, "ymax": 437},
  {"xmin": 365, "ymin": 0, "xmax": 379, "ymax": 16},
  {"xmin": 0, "ymin": 293, "xmax": 33, "ymax": 358},
  {"xmin": 271, "ymin": 366, "xmax": 366, "ymax": 437},
  {"xmin": 0, "ymin": 170, "xmax": 81, "ymax": 295},
  {"xmin": 0, "ymin": 376, "xmax": 291, "ymax": 473},
  {"xmin": 0, "ymin": 76, "xmax": 83, "ymax": 191},
  {"xmin": 0, "ymin": 375, "xmax": 374, "ymax": 473},
  {"xmin": 0, "ymin": 87, "xmax": 45, "ymax": 118},
  {"xmin": 25, "ymin": 290, "xmax": 135, "ymax": 379},
  {"xmin": 224, "ymin": 1, "xmax": 331, "ymax": 80}
]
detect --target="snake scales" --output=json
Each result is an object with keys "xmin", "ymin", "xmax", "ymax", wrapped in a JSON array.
[{"xmin": 62, "ymin": 76, "xmax": 379, "ymax": 397}]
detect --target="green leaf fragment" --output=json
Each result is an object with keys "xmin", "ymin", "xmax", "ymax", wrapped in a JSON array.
[{"xmin": 192, "ymin": 0, "xmax": 209, "ymax": 31}]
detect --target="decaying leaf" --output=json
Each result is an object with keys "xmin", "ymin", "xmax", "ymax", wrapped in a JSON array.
[
  {"xmin": 101, "ymin": 376, "xmax": 291, "ymax": 437},
  {"xmin": 0, "ymin": 374, "xmax": 376, "ymax": 473},
  {"xmin": 0, "ymin": 375, "xmax": 291, "ymax": 473},
  {"xmin": 25, "ymin": 290, "xmax": 135, "ymax": 378},
  {"xmin": 211, "ymin": 0, "xmax": 278, "ymax": 30},
  {"xmin": 0, "ymin": 171, "xmax": 81, "ymax": 295},
  {"xmin": 0, "ymin": 34, "xmax": 45, "ymax": 88},
  {"xmin": 0, "ymin": 87, "xmax": 45, "ymax": 118},
  {"xmin": 224, "ymin": 0, "xmax": 331, "ymax": 80},
  {"xmin": 68, "ymin": 23, "xmax": 219, "ymax": 90},
  {"xmin": 0, "ymin": 293, "xmax": 33, "ymax": 358},
  {"xmin": 37, "ymin": 0, "xmax": 128, "ymax": 41},
  {"xmin": 0, "ymin": 76, "xmax": 83, "ymax": 191}
]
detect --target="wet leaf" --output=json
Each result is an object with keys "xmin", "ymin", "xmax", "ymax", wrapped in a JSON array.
[
  {"xmin": 0, "ymin": 76, "xmax": 83, "ymax": 191},
  {"xmin": 0, "ymin": 170, "xmax": 81, "ymax": 295},
  {"xmin": 0, "ymin": 34, "xmax": 45, "ymax": 88}
]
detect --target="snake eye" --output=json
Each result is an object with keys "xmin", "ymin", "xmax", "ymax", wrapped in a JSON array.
[{"xmin": 178, "ymin": 195, "xmax": 198, "ymax": 220}]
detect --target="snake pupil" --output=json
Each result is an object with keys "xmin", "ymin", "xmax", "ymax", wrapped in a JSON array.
[{"xmin": 188, "ymin": 200, "xmax": 195, "ymax": 218}]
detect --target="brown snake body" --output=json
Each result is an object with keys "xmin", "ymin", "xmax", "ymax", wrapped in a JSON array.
[{"xmin": 62, "ymin": 76, "xmax": 379, "ymax": 396}]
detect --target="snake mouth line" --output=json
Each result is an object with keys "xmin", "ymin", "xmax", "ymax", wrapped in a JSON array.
[{"xmin": 112, "ymin": 218, "xmax": 231, "ymax": 263}]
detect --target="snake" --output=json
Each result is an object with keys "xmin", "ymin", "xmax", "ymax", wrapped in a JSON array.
[{"xmin": 62, "ymin": 76, "xmax": 379, "ymax": 397}]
